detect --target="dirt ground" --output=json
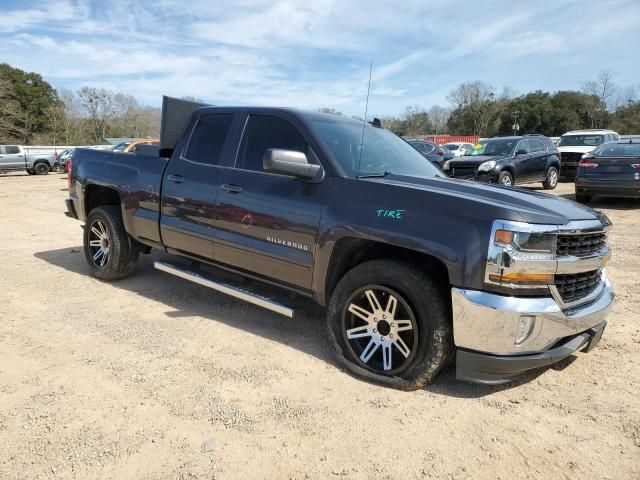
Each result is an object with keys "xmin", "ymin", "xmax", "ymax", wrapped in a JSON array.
[{"xmin": 0, "ymin": 172, "xmax": 638, "ymax": 480}]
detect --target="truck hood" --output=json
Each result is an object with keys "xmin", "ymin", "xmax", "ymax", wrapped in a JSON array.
[
  {"xmin": 557, "ymin": 146, "xmax": 595, "ymax": 154},
  {"xmin": 370, "ymin": 174, "xmax": 602, "ymax": 225}
]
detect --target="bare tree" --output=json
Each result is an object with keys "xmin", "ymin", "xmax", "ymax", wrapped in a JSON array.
[
  {"xmin": 402, "ymin": 105, "xmax": 431, "ymax": 137},
  {"xmin": 78, "ymin": 87, "xmax": 118, "ymax": 143},
  {"xmin": 447, "ymin": 81, "xmax": 496, "ymax": 136},
  {"xmin": 581, "ymin": 69, "xmax": 617, "ymax": 127},
  {"xmin": 428, "ymin": 105, "xmax": 451, "ymax": 136}
]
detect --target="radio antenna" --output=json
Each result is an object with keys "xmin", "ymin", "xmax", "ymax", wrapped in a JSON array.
[{"xmin": 357, "ymin": 61, "xmax": 373, "ymax": 176}]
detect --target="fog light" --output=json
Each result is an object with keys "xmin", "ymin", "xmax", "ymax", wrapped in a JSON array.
[{"xmin": 515, "ymin": 315, "xmax": 536, "ymax": 346}]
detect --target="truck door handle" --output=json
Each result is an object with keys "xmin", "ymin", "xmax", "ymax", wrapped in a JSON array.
[
  {"xmin": 221, "ymin": 184, "xmax": 243, "ymax": 193},
  {"xmin": 167, "ymin": 174, "xmax": 185, "ymax": 184}
]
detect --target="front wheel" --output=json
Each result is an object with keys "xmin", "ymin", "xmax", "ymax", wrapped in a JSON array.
[
  {"xmin": 327, "ymin": 259, "xmax": 453, "ymax": 390},
  {"xmin": 497, "ymin": 171, "xmax": 513, "ymax": 187},
  {"xmin": 84, "ymin": 206, "xmax": 139, "ymax": 280},
  {"xmin": 543, "ymin": 167, "xmax": 559, "ymax": 190}
]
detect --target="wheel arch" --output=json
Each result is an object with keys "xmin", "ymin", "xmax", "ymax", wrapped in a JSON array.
[
  {"xmin": 322, "ymin": 237, "xmax": 451, "ymax": 306},
  {"xmin": 84, "ymin": 184, "xmax": 122, "ymax": 219}
]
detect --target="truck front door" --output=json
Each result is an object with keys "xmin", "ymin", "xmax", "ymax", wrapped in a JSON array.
[
  {"xmin": 214, "ymin": 113, "xmax": 327, "ymax": 291},
  {"xmin": 160, "ymin": 112, "xmax": 237, "ymax": 260},
  {"xmin": 0, "ymin": 146, "xmax": 25, "ymax": 171}
]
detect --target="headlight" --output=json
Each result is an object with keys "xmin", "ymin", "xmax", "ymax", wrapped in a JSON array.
[
  {"xmin": 485, "ymin": 221, "xmax": 557, "ymax": 287},
  {"xmin": 477, "ymin": 160, "xmax": 496, "ymax": 172},
  {"xmin": 443, "ymin": 160, "xmax": 451, "ymax": 171},
  {"xmin": 493, "ymin": 229, "xmax": 557, "ymax": 256}
]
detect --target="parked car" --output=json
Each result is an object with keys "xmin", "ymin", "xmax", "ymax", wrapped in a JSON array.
[
  {"xmin": 0, "ymin": 145, "xmax": 56, "ymax": 175},
  {"xmin": 442, "ymin": 142, "xmax": 475, "ymax": 157},
  {"xmin": 408, "ymin": 140, "xmax": 454, "ymax": 167},
  {"xmin": 557, "ymin": 129, "xmax": 620, "ymax": 180},
  {"xmin": 575, "ymin": 139, "xmax": 640, "ymax": 202},
  {"xmin": 112, "ymin": 139, "xmax": 160, "ymax": 153},
  {"xmin": 65, "ymin": 97, "xmax": 613, "ymax": 388},
  {"xmin": 443, "ymin": 135, "xmax": 561, "ymax": 189}
]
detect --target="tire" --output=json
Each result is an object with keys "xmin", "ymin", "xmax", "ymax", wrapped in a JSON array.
[
  {"xmin": 33, "ymin": 162, "xmax": 50, "ymax": 175},
  {"xmin": 575, "ymin": 192, "xmax": 592, "ymax": 203},
  {"xmin": 83, "ymin": 206, "xmax": 139, "ymax": 280},
  {"xmin": 327, "ymin": 259, "xmax": 453, "ymax": 390},
  {"xmin": 497, "ymin": 171, "xmax": 513, "ymax": 187},
  {"xmin": 26, "ymin": 169, "xmax": 35, "ymax": 175},
  {"xmin": 542, "ymin": 166, "xmax": 559, "ymax": 190}
]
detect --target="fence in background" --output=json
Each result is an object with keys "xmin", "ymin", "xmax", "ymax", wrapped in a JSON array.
[
  {"xmin": 21, "ymin": 145, "xmax": 112, "ymax": 155},
  {"xmin": 415, "ymin": 135, "xmax": 480, "ymax": 145}
]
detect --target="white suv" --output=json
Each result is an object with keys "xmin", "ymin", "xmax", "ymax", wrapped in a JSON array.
[
  {"xmin": 442, "ymin": 142, "xmax": 475, "ymax": 157},
  {"xmin": 557, "ymin": 129, "xmax": 620, "ymax": 179}
]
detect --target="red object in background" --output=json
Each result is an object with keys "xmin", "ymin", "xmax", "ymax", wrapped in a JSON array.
[
  {"xmin": 66, "ymin": 159, "xmax": 72, "ymax": 186},
  {"xmin": 418, "ymin": 135, "xmax": 480, "ymax": 145}
]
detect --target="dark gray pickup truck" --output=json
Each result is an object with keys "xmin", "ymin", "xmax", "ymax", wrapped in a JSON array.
[{"xmin": 65, "ymin": 97, "xmax": 614, "ymax": 389}]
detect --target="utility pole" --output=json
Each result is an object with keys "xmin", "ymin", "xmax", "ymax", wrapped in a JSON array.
[{"xmin": 511, "ymin": 111, "xmax": 520, "ymax": 135}]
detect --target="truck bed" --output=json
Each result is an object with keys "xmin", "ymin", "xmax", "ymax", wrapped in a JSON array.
[{"xmin": 69, "ymin": 148, "xmax": 170, "ymax": 246}]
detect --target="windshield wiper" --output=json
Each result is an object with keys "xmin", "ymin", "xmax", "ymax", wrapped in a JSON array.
[{"xmin": 357, "ymin": 171, "xmax": 391, "ymax": 178}]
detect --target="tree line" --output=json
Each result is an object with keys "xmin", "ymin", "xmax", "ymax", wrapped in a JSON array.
[
  {"xmin": 378, "ymin": 71, "xmax": 639, "ymax": 138},
  {"xmin": 1, "ymin": 63, "xmax": 638, "ymax": 145},
  {"xmin": 0, "ymin": 63, "xmax": 160, "ymax": 145}
]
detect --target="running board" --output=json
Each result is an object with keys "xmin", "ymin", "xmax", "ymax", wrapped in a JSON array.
[{"xmin": 154, "ymin": 261, "xmax": 294, "ymax": 318}]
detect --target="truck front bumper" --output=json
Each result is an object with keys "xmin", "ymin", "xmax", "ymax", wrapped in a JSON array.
[{"xmin": 451, "ymin": 277, "xmax": 614, "ymax": 384}]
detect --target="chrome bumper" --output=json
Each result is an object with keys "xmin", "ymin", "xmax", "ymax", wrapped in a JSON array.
[{"xmin": 451, "ymin": 276, "xmax": 614, "ymax": 355}]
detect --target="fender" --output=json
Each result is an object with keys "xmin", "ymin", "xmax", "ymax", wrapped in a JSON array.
[{"xmin": 310, "ymin": 177, "xmax": 493, "ymax": 304}]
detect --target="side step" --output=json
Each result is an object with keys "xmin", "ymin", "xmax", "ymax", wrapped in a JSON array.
[{"xmin": 154, "ymin": 261, "xmax": 294, "ymax": 318}]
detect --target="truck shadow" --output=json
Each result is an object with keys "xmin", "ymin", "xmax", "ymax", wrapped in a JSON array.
[{"xmin": 35, "ymin": 246, "xmax": 568, "ymax": 398}]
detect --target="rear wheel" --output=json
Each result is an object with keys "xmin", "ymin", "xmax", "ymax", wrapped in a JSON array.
[
  {"xmin": 575, "ymin": 192, "xmax": 592, "ymax": 203},
  {"xmin": 84, "ymin": 206, "xmax": 139, "ymax": 280},
  {"xmin": 498, "ymin": 171, "xmax": 513, "ymax": 187},
  {"xmin": 542, "ymin": 166, "xmax": 559, "ymax": 190},
  {"xmin": 327, "ymin": 259, "xmax": 453, "ymax": 390},
  {"xmin": 33, "ymin": 162, "xmax": 50, "ymax": 175}
]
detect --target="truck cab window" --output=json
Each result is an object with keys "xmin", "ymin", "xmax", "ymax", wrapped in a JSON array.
[
  {"xmin": 4, "ymin": 146, "xmax": 20, "ymax": 154},
  {"xmin": 236, "ymin": 115, "xmax": 308, "ymax": 172},
  {"xmin": 184, "ymin": 113, "xmax": 234, "ymax": 165}
]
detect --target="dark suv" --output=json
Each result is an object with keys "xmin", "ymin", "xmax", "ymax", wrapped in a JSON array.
[
  {"xmin": 408, "ymin": 140, "xmax": 454, "ymax": 167},
  {"xmin": 443, "ymin": 135, "xmax": 561, "ymax": 189}
]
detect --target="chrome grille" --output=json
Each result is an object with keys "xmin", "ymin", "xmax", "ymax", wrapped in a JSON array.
[
  {"xmin": 556, "ymin": 231, "xmax": 606, "ymax": 257},
  {"xmin": 554, "ymin": 270, "xmax": 601, "ymax": 303}
]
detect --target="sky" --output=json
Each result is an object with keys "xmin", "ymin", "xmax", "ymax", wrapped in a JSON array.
[{"xmin": 1, "ymin": 0, "xmax": 639, "ymax": 117}]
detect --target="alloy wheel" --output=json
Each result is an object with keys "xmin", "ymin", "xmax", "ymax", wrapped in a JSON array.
[
  {"xmin": 548, "ymin": 169, "xmax": 558, "ymax": 187},
  {"xmin": 88, "ymin": 220, "xmax": 110, "ymax": 267},
  {"xmin": 342, "ymin": 286, "xmax": 418, "ymax": 374},
  {"xmin": 501, "ymin": 175, "xmax": 513, "ymax": 186}
]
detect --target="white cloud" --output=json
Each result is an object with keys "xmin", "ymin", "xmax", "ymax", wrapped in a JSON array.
[{"xmin": 0, "ymin": 0, "xmax": 639, "ymax": 116}]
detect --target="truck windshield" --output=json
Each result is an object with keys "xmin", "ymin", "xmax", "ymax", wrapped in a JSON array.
[
  {"xmin": 558, "ymin": 135, "xmax": 604, "ymax": 147},
  {"xmin": 309, "ymin": 116, "xmax": 444, "ymax": 178}
]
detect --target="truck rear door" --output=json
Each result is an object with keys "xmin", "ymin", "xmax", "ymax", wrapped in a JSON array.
[
  {"xmin": 160, "ymin": 111, "xmax": 239, "ymax": 260},
  {"xmin": 0, "ymin": 146, "xmax": 25, "ymax": 170},
  {"xmin": 213, "ymin": 112, "xmax": 327, "ymax": 290}
]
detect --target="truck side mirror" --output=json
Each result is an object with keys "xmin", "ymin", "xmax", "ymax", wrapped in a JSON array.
[{"xmin": 263, "ymin": 149, "xmax": 322, "ymax": 180}]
